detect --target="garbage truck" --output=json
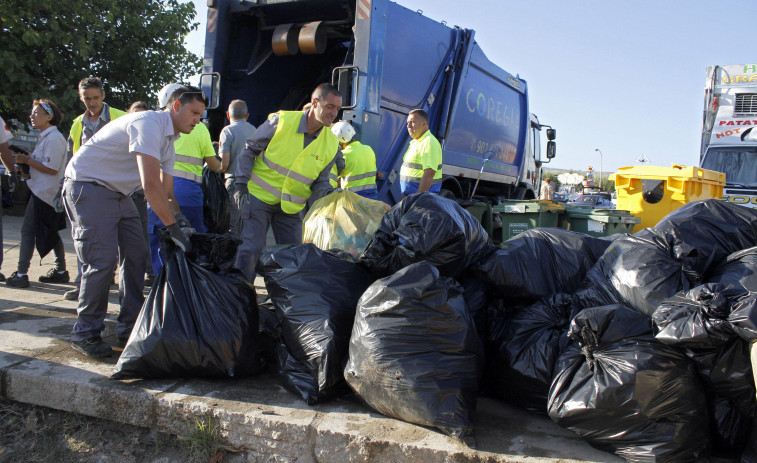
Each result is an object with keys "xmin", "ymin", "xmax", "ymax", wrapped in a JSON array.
[
  {"xmin": 200, "ymin": 0, "xmax": 556, "ymax": 205},
  {"xmin": 700, "ymin": 64, "xmax": 757, "ymax": 208}
]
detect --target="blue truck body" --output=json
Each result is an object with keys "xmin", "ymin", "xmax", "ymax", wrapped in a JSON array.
[{"xmin": 201, "ymin": 0, "xmax": 554, "ymax": 204}]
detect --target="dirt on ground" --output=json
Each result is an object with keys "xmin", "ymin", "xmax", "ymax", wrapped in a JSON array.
[{"xmin": 0, "ymin": 400, "xmax": 237, "ymax": 463}]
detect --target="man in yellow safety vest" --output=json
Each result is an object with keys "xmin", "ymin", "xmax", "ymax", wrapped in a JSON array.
[
  {"xmin": 399, "ymin": 109, "xmax": 442, "ymax": 197},
  {"xmin": 63, "ymin": 77, "xmax": 127, "ymax": 301},
  {"xmin": 331, "ymin": 121, "xmax": 378, "ymax": 199},
  {"xmin": 233, "ymin": 83, "xmax": 343, "ymax": 281}
]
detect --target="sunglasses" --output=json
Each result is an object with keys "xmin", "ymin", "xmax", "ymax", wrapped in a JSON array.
[{"xmin": 176, "ymin": 90, "xmax": 209, "ymax": 107}]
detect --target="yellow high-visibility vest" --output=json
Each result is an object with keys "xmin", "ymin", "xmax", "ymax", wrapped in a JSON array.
[
  {"xmin": 172, "ymin": 122, "xmax": 216, "ymax": 183},
  {"xmin": 340, "ymin": 141, "xmax": 377, "ymax": 192},
  {"xmin": 399, "ymin": 130, "xmax": 442, "ymax": 186},
  {"xmin": 69, "ymin": 106, "xmax": 127, "ymax": 154},
  {"xmin": 247, "ymin": 111, "xmax": 338, "ymax": 214}
]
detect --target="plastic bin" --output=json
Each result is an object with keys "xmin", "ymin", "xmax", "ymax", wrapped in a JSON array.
[
  {"xmin": 490, "ymin": 199, "xmax": 564, "ymax": 242},
  {"xmin": 462, "ymin": 201, "xmax": 493, "ymax": 238},
  {"xmin": 610, "ymin": 164, "xmax": 725, "ymax": 230},
  {"xmin": 563, "ymin": 206, "xmax": 640, "ymax": 237}
]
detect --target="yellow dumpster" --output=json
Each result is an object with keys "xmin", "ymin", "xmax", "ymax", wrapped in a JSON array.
[{"xmin": 610, "ymin": 164, "xmax": 726, "ymax": 230}]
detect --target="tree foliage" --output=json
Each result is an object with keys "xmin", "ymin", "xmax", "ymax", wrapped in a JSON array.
[{"xmin": 0, "ymin": 0, "xmax": 200, "ymax": 134}]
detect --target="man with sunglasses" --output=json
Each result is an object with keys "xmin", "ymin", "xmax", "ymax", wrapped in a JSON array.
[
  {"xmin": 233, "ymin": 83, "xmax": 344, "ymax": 281},
  {"xmin": 62, "ymin": 86, "xmax": 205, "ymax": 358},
  {"xmin": 145, "ymin": 84, "xmax": 221, "ymax": 276}
]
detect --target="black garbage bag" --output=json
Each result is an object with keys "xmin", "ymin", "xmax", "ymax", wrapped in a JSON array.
[
  {"xmin": 486, "ymin": 292, "xmax": 573, "ymax": 414},
  {"xmin": 201, "ymin": 166, "xmax": 230, "ymax": 234},
  {"xmin": 576, "ymin": 228, "xmax": 690, "ymax": 317},
  {"xmin": 359, "ymin": 192, "xmax": 493, "ymax": 278},
  {"xmin": 708, "ymin": 247, "xmax": 757, "ymax": 341},
  {"xmin": 112, "ymin": 233, "xmax": 262, "ymax": 379},
  {"xmin": 653, "ymin": 284, "xmax": 756, "ymax": 456},
  {"xmin": 344, "ymin": 262, "xmax": 484, "ymax": 447},
  {"xmin": 548, "ymin": 305, "xmax": 710, "ymax": 463},
  {"xmin": 257, "ymin": 244, "xmax": 375, "ymax": 404},
  {"xmin": 459, "ymin": 275, "xmax": 489, "ymax": 342},
  {"xmin": 653, "ymin": 199, "xmax": 757, "ymax": 283},
  {"xmin": 471, "ymin": 228, "xmax": 612, "ymax": 304}
]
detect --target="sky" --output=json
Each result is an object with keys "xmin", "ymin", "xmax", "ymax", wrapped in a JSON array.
[{"xmin": 184, "ymin": 0, "xmax": 750, "ymax": 174}]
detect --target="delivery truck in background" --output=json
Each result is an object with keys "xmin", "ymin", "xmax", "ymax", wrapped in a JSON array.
[
  {"xmin": 200, "ymin": 0, "xmax": 555, "ymax": 206},
  {"xmin": 700, "ymin": 64, "xmax": 757, "ymax": 208}
]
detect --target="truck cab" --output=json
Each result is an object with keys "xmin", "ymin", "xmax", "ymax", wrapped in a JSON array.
[{"xmin": 700, "ymin": 64, "xmax": 757, "ymax": 208}]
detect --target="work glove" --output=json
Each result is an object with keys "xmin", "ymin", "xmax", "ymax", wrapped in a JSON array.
[
  {"xmin": 174, "ymin": 213, "xmax": 191, "ymax": 229},
  {"xmin": 167, "ymin": 223, "xmax": 192, "ymax": 253},
  {"xmin": 234, "ymin": 184, "xmax": 251, "ymax": 210},
  {"xmin": 53, "ymin": 188, "xmax": 65, "ymax": 213},
  {"xmin": 6, "ymin": 171, "xmax": 17, "ymax": 193}
]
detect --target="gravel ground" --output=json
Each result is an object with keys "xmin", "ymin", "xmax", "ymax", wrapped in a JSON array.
[{"xmin": 0, "ymin": 400, "xmax": 236, "ymax": 463}]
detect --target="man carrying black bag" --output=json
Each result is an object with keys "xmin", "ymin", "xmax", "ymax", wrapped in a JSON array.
[{"xmin": 63, "ymin": 87, "xmax": 205, "ymax": 358}]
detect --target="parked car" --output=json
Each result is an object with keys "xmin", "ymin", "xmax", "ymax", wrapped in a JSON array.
[
  {"xmin": 552, "ymin": 192, "xmax": 568, "ymax": 202},
  {"xmin": 567, "ymin": 193, "xmax": 615, "ymax": 209}
]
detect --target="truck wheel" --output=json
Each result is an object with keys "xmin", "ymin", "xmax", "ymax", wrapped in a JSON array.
[
  {"xmin": 440, "ymin": 177, "xmax": 463, "ymax": 199},
  {"xmin": 439, "ymin": 188, "xmax": 457, "ymax": 199},
  {"xmin": 512, "ymin": 186, "xmax": 527, "ymax": 200}
]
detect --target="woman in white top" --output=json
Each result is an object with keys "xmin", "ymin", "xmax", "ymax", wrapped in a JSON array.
[{"xmin": 6, "ymin": 99, "xmax": 69, "ymax": 288}]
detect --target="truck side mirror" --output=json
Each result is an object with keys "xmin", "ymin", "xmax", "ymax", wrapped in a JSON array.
[
  {"xmin": 200, "ymin": 72, "xmax": 221, "ymax": 110},
  {"xmin": 547, "ymin": 140, "xmax": 556, "ymax": 159},
  {"xmin": 546, "ymin": 128, "xmax": 556, "ymax": 141}
]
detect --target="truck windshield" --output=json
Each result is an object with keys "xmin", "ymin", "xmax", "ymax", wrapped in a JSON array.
[{"xmin": 701, "ymin": 147, "xmax": 757, "ymax": 187}]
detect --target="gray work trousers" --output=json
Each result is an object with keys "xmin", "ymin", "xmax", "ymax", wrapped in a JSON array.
[
  {"xmin": 63, "ymin": 180, "xmax": 146, "ymax": 341},
  {"xmin": 234, "ymin": 194, "xmax": 302, "ymax": 281},
  {"xmin": 225, "ymin": 177, "xmax": 240, "ymax": 237}
]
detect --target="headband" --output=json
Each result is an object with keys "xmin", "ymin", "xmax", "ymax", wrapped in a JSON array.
[{"xmin": 39, "ymin": 101, "xmax": 53, "ymax": 115}]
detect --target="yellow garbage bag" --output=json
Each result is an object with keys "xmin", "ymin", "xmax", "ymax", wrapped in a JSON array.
[{"xmin": 303, "ymin": 190, "xmax": 388, "ymax": 258}]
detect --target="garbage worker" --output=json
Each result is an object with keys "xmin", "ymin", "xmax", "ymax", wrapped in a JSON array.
[
  {"xmin": 400, "ymin": 109, "xmax": 442, "ymax": 196},
  {"xmin": 331, "ymin": 121, "xmax": 378, "ymax": 200},
  {"xmin": 148, "ymin": 83, "xmax": 221, "ymax": 275},
  {"xmin": 233, "ymin": 83, "xmax": 344, "ymax": 281},
  {"xmin": 63, "ymin": 77, "xmax": 127, "ymax": 301},
  {"xmin": 218, "ymin": 99, "xmax": 257, "ymax": 236},
  {"xmin": 62, "ymin": 86, "xmax": 204, "ymax": 358}
]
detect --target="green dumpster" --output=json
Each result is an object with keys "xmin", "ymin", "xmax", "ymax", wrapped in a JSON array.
[
  {"xmin": 563, "ymin": 207, "xmax": 640, "ymax": 237},
  {"xmin": 462, "ymin": 201, "xmax": 493, "ymax": 238},
  {"xmin": 491, "ymin": 200, "xmax": 564, "ymax": 242}
]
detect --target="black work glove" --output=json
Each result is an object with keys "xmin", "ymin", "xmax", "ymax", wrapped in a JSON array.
[
  {"xmin": 167, "ymin": 223, "xmax": 192, "ymax": 253},
  {"xmin": 233, "ymin": 183, "xmax": 250, "ymax": 210},
  {"xmin": 174, "ymin": 213, "xmax": 191, "ymax": 229}
]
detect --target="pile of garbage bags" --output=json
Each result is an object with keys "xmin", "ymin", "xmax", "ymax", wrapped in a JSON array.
[{"xmin": 111, "ymin": 194, "xmax": 757, "ymax": 461}]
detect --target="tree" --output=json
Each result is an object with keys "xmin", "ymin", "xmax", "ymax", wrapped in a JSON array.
[{"xmin": 0, "ymin": 0, "xmax": 200, "ymax": 134}]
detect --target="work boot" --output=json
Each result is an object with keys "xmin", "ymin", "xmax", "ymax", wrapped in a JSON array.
[
  {"xmin": 71, "ymin": 337, "xmax": 113, "ymax": 358},
  {"xmin": 6, "ymin": 272, "xmax": 29, "ymax": 288},
  {"xmin": 0, "ymin": 272, "xmax": 5, "ymax": 282},
  {"xmin": 64, "ymin": 286, "xmax": 80, "ymax": 301},
  {"xmin": 39, "ymin": 268, "xmax": 70, "ymax": 283}
]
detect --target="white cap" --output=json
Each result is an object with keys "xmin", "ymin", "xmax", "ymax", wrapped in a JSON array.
[
  {"xmin": 157, "ymin": 83, "xmax": 184, "ymax": 109},
  {"xmin": 331, "ymin": 121, "xmax": 356, "ymax": 144}
]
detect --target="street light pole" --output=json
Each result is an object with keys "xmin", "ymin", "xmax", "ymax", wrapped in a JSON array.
[{"xmin": 595, "ymin": 149, "xmax": 603, "ymax": 190}]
